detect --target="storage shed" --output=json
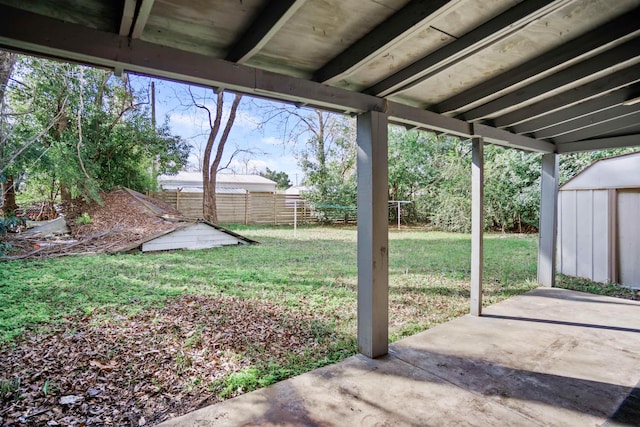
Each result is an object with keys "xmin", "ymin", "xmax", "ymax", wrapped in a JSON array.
[{"xmin": 557, "ymin": 152, "xmax": 640, "ymax": 287}]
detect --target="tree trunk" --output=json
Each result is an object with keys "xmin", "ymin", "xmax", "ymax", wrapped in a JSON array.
[
  {"xmin": 204, "ymin": 187, "xmax": 218, "ymax": 224},
  {"xmin": 0, "ymin": 52, "xmax": 17, "ymax": 216},
  {"xmin": 0, "ymin": 51, "xmax": 16, "ymax": 100},
  {"xmin": 1, "ymin": 174, "xmax": 18, "ymax": 216},
  {"xmin": 60, "ymin": 184, "xmax": 72, "ymax": 203},
  {"xmin": 201, "ymin": 90, "xmax": 242, "ymax": 224}
]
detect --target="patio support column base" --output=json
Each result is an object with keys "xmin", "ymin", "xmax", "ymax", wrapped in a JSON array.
[
  {"xmin": 471, "ymin": 137, "xmax": 484, "ymax": 316},
  {"xmin": 357, "ymin": 110, "xmax": 389, "ymax": 358},
  {"xmin": 538, "ymin": 153, "xmax": 559, "ymax": 287}
]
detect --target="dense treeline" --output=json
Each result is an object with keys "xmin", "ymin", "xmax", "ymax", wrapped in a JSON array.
[
  {"xmin": 388, "ymin": 129, "xmax": 637, "ymax": 232},
  {"xmin": 0, "ymin": 54, "xmax": 189, "ymax": 216},
  {"xmin": 297, "ymin": 112, "xmax": 638, "ymax": 232}
]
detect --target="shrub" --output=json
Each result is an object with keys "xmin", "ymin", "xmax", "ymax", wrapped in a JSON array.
[{"xmin": 76, "ymin": 212, "xmax": 92, "ymax": 225}]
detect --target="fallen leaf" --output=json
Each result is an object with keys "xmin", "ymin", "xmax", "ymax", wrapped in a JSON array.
[
  {"xmin": 89, "ymin": 359, "xmax": 118, "ymax": 371},
  {"xmin": 87, "ymin": 387, "xmax": 100, "ymax": 397},
  {"xmin": 59, "ymin": 395, "xmax": 83, "ymax": 406}
]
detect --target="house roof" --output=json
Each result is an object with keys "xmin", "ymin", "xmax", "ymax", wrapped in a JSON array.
[
  {"xmin": 560, "ymin": 151, "xmax": 640, "ymax": 190},
  {"xmin": 0, "ymin": 1, "xmax": 638, "ymax": 153},
  {"xmin": 158, "ymin": 172, "xmax": 276, "ymax": 186}
]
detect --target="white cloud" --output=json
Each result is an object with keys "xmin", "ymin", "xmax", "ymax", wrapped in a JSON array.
[
  {"xmin": 261, "ymin": 136, "xmax": 284, "ymax": 145},
  {"xmin": 169, "ymin": 112, "xmax": 199, "ymax": 128},
  {"xmin": 234, "ymin": 110, "xmax": 260, "ymax": 129}
]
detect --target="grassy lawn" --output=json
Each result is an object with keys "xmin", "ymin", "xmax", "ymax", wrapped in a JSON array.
[
  {"xmin": 0, "ymin": 226, "xmax": 540, "ymax": 344},
  {"xmin": 0, "ymin": 225, "xmax": 633, "ymax": 425}
]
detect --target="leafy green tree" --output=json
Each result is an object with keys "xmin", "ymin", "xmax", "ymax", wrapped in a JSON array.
[
  {"xmin": 259, "ymin": 105, "xmax": 357, "ymax": 221},
  {"xmin": 259, "ymin": 168, "xmax": 291, "ymax": 189},
  {"xmin": 388, "ymin": 127, "xmax": 461, "ymax": 223},
  {"xmin": 386, "ymin": 126, "xmax": 638, "ymax": 233},
  {"xmin": 428, "ymin": 139, "xmax": 473, "ymax": 232},
  {"xmin": 296, "ymin": 110, "xmax": 357, "ymax": 222},
  {"xmin": 484, "ymin": 146, "xmax": 541, "ymax": 232},
  {"xmin": 1, "ymin": 56, "xmax": 189, "ymax": 206}
]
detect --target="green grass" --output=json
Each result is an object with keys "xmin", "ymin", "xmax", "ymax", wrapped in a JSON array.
[
  {"xmin": 3, "ymin": 225, "xmax": 629, "ymax": 398},
  {"xmin": 0, "ymin": 226, "xmax": 538, "ymax": 343},
  {"xmin": 556, "ymin": 274, "xmax": 637, "ymax": 299}
]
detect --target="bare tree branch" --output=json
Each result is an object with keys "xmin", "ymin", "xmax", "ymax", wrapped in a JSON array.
[{"xmin": 218, "ymin": 146, "xmax": 264, "ymax": 173}]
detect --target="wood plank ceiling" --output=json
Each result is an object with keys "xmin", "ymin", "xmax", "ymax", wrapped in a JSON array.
[{"xmin": 0, "ymin": 0, "xmax": 638, "ymax": 153}]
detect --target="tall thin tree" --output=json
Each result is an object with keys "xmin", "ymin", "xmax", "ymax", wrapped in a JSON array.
[
  {"xmin": 0, "ymin": 50, "xmax": 17, "ymax": 215},
  {"xmin": 198, "ymin": 89, "xmax": 243, "ymax": 223}
]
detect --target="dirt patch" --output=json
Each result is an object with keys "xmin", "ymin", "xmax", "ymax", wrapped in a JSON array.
[
  {"xmin": 0, "ymin": 295, "xmax": 329, "ymax": 426},
  {"xmin": 1, "ymin": 189, "xmax": 185, "ymax": 260},
  {"xmin": 69, "ymin": 190, "xmax": 178, "ymax": 239}
]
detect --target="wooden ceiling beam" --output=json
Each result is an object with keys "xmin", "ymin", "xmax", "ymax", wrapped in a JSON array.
[
  {"xmin": 366, "ymin": 0, "xmax": 560, "ymax": 97},
  {"xmin": 0, "ymin": 3, "xmax": 554, "ymax": 153},
  {"xmin": 226, "ymin": 0, "xmax": 307, "ymax": 64},
  {"xmin": 313, "ymin": 0, "xmax": 452, "ymax": 84},
  {"xmin": 492, "ymin": 64, "xmax": 640, "ymax": 128},
  {"xmin": 434, "ymin": 7, "xmax": 640, "ymax": 115},
  {"xmin": 533, "ymin": 103, "xmax": 640, "ymax": 139},
  {"xmin": 556, "ymin": 134, "xmax": 640, "ymax": 153},
  {"xmin": 462, "ymin": 37, "xmax": 640, "ymax": 121},
  {"xmin": 510, "ymin": 83, "xmax": 640, "ymax": 134},
  {"xmin": 552, "ymin": 111, "xmax": 640, "ymax": 143},
  {"xmin": 119, "ymin": 0, "xmax": 137, "ymax": 37},
  {"xmin": 131, "ymin": 0, "xmax": 155, "ymax": 39}
]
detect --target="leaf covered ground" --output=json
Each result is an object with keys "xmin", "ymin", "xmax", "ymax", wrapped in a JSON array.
[{"xmin": 1, "ymin": 294, "xmax": 339, "ymax": 426}]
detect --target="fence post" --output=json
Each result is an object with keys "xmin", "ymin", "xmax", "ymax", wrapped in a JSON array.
[
  {"xmin": 273, "ymin": 193, "xmax": 277, "ymax": 225},
  {"xmin": 244, "ymin": 192, "xmax": 249, "ymax": 225},
  {"xmin": 176, "ymin": 189, "xmax": 180, "ymax": 212}
]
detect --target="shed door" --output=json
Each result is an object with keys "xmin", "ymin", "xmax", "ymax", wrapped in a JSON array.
[{"xmin": 617, "ymin": 189, "xmax": 640, "ymax": 286}]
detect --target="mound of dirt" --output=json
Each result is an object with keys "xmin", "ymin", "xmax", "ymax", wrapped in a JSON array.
[{"xmin": 1, "ymin": 188, "xmax": 188, "ymax": 260}]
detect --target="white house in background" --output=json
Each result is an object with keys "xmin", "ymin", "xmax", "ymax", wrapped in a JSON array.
[
  {"xmin": 157, "ymin": 172, "xmax": 277, "ymax": 193},
  {"xmin": 284, "ymin": 185, "xmax": 311, "ymax": 196},
  {"xmin": 557, "ymin": 151, "xmax": 640, "ymax": 288}
]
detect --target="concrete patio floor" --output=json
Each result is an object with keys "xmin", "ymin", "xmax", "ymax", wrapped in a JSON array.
[{"xmin": 161, "ymin": 288, "xmax": 640, "ymax": 426}]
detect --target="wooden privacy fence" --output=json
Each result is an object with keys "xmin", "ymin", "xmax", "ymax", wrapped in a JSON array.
[{"xmin": 149, "ymin": 191, "xmax": 314, "ymax": 225}]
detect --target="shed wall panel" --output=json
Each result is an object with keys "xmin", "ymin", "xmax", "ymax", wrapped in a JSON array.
[
  {"xmin": 559, "ymin": 190, "xmax": 577, "ymax": 277},
  {"xmin": 558, "ymin": 189, "xmax": 612, "ymax": 282},
  {"xmin": 576, "ymin": 191, "xmax": 593, "ymax": 279},
  {"xmin": 557, "ymin": 191, "xmax": 563, "ymax": 273},
  {"xmin": 592, "ymin": 190, "xmax": 610, "ymax": 283},
  {"xmin": 618, "ymin": 190, "xmax": 640, "ymax": 286}
]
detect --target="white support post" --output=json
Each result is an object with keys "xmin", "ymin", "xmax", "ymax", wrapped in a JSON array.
[
  {"xmin": 471, "ymin": 137, "xmax": 484, "ymax": 316},
  {"xmin": 538, "ymin": 153, "xmax": 559, "ymax": 287},
  {"xmin": 357, "ymin": 110, "xmax": 389, "ymax": 358}
]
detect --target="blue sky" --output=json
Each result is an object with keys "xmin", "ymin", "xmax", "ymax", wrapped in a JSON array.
[{"xmin": 131, "ymin": 76, "xmax": 307, "ymax": 186}]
